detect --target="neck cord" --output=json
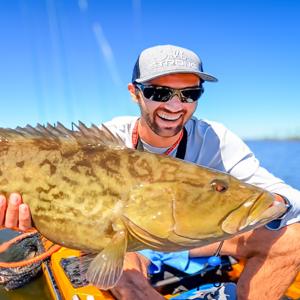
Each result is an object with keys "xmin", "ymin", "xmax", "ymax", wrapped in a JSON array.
[{"xmin": 132, "ymin": 119, "xmax": 187, "ymax": 159}]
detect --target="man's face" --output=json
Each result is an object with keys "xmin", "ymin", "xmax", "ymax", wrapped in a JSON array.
[{"xmin": 135, "ymin": 73, "xmax": 200, "ymax": 137}]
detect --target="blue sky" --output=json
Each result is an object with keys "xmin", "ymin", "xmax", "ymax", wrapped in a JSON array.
[{"xmin": 0, "ymin": 0, "xmax": 299, "ymax": 139}]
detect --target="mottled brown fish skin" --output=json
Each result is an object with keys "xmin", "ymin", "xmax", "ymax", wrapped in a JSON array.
[
  {"xmin": 0, "ymin": 125, "xmax": 285, "ymax": 255},
  {"xmin": 0, "ymin": 135, "xmax": 127, "ymax": 251}
]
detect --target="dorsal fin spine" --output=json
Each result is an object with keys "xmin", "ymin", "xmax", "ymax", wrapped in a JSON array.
[{"xmin": 0, "ymin": 122, "xmax": 126, "ymax": 149}]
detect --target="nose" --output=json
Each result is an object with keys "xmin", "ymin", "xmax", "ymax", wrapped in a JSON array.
[{"xmin": 164, "ymin": 95, "xmax": 183, "ymax": 112}]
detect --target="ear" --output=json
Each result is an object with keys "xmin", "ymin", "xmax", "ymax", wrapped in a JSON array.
[{"xmin": 128, "ymin": 83, "xmax": 139, "ymax": 104}]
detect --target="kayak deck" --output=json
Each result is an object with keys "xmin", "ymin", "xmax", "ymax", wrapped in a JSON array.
[
  {"xmin": 42, "ymin": 246, "xmax": 113, "ymax": 300},
  {"xmin": 43, "ymin": 245, "xmax": 300, "ymax": 300}
]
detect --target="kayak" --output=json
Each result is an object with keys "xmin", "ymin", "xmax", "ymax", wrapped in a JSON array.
[
  {"xmin": 43, "ymin": 245, "xmax": 300, "ymax": 300},
  {"xmin": 2, "ymin": 228, "xmax": 299, "ymax": 299},
  {"xmin": 42, "ymin": 245, "xmax": 114, "ymax": 300},
  {"xmin": 43, "ymin": 246, "xmax": 236, "ymax": 299}
]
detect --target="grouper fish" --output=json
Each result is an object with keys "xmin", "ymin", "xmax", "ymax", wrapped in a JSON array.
[{"xmin": 0, "ymin": 122, "xmax": 286, "ymax": 289}]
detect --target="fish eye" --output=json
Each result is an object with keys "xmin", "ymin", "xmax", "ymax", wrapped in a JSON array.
[{"xmin": 210, "ymin": 179, "xmax": 228, "ymax": 193}]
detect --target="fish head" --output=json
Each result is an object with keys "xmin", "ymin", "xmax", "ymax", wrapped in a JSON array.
[{"xmin": 173, "ymin": 170, "xmax": 286, "ymax": 242}]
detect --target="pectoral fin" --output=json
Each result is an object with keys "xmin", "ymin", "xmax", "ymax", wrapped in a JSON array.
[{"xmin": 82, "ymin": 230, "xmax": 128, "ymax": 290}]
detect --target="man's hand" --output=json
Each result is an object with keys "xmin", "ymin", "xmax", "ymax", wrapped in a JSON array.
[
  {"xmin": 0, "ymin": 193, "xmax": 32, "ymax": 231},
  {"xmin": 110, "ymin": 252, "xmax": 165, "ymax": 300}
]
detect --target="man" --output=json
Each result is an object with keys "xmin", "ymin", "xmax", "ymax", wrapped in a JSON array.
[{"xmin": 1, "ymin": 45, "xmax": 300, "ymax": 300}]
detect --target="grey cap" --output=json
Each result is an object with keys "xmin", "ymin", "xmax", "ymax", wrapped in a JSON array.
[{"xmin": 132, "ymin": 44, "xmax": 218, "ymax": 83}]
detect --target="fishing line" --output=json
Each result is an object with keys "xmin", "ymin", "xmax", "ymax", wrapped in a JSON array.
[{"xmin": 214, "ymin": 241, "xmax": 224, "ymax": 257}]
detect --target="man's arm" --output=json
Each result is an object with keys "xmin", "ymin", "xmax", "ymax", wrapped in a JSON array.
[
  {"xmin": 215, "ymin": 124, "xmax": 299, "ymax": 230},
  {"xmin": 0, "ymin": 193, "xmax": 32, "ymax": 230},
  {"xmin": 110, "ymin": 252, "xmax": 165, "ymax": 300}
]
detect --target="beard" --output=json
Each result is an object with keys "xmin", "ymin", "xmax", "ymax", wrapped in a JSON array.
[{"xmin": 139, "ymin": 106, "xmax": 186, "ymax": 137}]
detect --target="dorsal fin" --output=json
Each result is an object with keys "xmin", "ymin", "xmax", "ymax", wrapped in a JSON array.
[
  {"xmin": 16, "ymin": 124, "xmax": 46, "ymax": 137},
  {"xmin": 0, "ymin": 122, "xmax": 126, "ymax": 149},
  {"xmin": 56, "ymin": 122, "xmax": 74, "ymax": 137},
  {"xmin": 51, "ymin": 122, "xmax": 78, "ymax": 142},
  {"xmin": 0, "ymin": 127, "xmax": 21, "ymax": 140},
  {"xmin": 35, "ymin": 123, "xmax": 61, "ymax": 138},
  {"xmin": 99, "ymin": 124, "xmax": 125, "ymax": 146},
  {"xmin": 73, "ymin": 122, "xmax": 126, "ymax": 148}
]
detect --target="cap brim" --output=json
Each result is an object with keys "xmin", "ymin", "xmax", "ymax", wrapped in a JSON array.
[
  {"xmin": 135, "ymin": 70, "xmax": 218, "ymax": 83},
  {"xmin": 198, "ymin": 72, "xmax": 218, "ymax": 82}
]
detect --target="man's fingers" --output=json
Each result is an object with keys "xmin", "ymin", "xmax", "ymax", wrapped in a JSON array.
[
  {"xmin": 111, "ymin": 252, "xmax": 164, "ymax": 300},
  {"xmin": 123, "ymin": 252, "xmax": 149, "ymax": 277},
  {"xmin": 18, "ymin": 203, "xmax": 32, "ymax": 231},
  {"xmin": 0, "ymin": 195, "xmax": 7, "ymax": 225},
  {"xmin": 4, "ymin": 193, "xmax": 22, "ymax": 228}
]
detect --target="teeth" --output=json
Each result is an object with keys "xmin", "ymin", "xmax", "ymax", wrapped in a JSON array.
[{"xmin": 158, "ymin": 112, "xmax": 181, "ymax": 121}]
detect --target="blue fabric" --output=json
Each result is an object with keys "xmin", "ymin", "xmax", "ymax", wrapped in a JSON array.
[
  {"xmin": 138, "ymin": 250, "xmax": 209, "ymax": 275},
  {"xmin": 265, "ymin": 219, "xmax": 283, "ymax": 230}
]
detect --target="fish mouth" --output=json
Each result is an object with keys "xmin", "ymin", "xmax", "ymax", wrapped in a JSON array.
[
  {"xmin": 221, "ymin": 192, "xmax": 286, "ymax": 235},
  {"xmin": 248, "ymin": 200, "xmax": 286, "ymax": 227},
  {"xmin": 221, "ymin": 192, "xmax": 266, "ymax": 235}
]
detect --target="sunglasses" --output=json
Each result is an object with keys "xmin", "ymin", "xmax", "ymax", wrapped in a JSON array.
[{"xmin": 135, "ymin": 83, "xmax": 204, "ymax": 103}]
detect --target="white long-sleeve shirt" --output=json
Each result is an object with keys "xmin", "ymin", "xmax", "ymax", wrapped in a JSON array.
[{"xmin": 104, "ymin": 115, "xmax": 300, "ymax": 229}]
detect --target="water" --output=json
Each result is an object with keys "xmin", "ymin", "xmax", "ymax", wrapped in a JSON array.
[
  {"xmin": 0, "ymin": 141, "xmax": 299, "ymax": 299},
  {"xmin": 246, "ymin": 140, "xmax": 300, "ymax": 190},
  {"xmin": 0, "ymin": 276, "xmax": 52, "ymax": 300}
]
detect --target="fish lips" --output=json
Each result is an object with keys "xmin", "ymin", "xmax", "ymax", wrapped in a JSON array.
[{"xmin": 221, "ymin": 194, "xmax": 286, "ymax": 235}]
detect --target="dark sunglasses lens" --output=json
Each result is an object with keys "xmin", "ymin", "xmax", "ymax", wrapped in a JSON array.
[
  {"xmin": 142, "ymin": 87, "xmax": 156, "ymax": 99},
  {"xmin": 143, "ymin": 87, "xmax": 171, "ymax": 102},
  {"xmin": 181, "ymin": 88, "xmax": 203, "ymax": 102}
]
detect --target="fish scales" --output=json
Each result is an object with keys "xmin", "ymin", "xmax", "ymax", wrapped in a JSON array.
[
  {"xmin": 0, "ymin": 128, "xmax": 184, "ymax": 250},
  {"xmin": 0, "ymin": 131, "xmax": 127, "ymax": 251},
  {"xmin": 0, "ymin": 123, "xmax": 286, "ymax": 289}
]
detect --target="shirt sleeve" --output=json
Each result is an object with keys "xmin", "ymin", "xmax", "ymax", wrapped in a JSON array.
[{"xmin": 219, "ymin": 127, "xmax": 300, "ymax": 230}]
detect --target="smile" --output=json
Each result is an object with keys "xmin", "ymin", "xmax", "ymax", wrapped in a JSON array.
[{"xmin": 157, "ymin": 112, "xmax": 182, "ymax": 121}]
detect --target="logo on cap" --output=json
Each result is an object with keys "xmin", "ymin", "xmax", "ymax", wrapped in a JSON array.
[{"xmin": 150, "ymin": 48, "xmax": 197, "ymax": 70}]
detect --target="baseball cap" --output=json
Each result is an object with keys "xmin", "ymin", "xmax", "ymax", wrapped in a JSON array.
[{"xmin": 132, "ymin": 44, "xmax": 218, "ymax": 83}]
